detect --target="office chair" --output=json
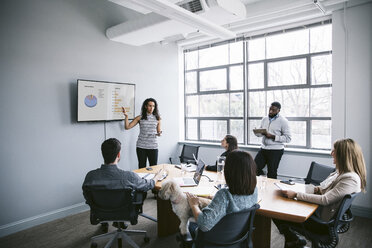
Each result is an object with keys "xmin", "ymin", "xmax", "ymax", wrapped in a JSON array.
[
  {"xmin": 178, "ymin": 204, "xmax": 260, "ymax": 248},
  {"xmin": 305, "ymin": 161, "xmax": 336, "ymax": 185},
  {"xmin": 169, "ymin": 144, "xmax": 200, "ymax": 165},
  {"xmin": 292, "ymin": 193, "xmax": 358, "ymax": 248},
  {"xmin": 83, "ymin": 187, "xmax": 150, "ymax": 248}
]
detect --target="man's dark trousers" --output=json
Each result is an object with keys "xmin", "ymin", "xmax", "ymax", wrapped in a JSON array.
[{"xmin": 255, "ymin": 148, "xmax": 284, "ymax": 179}]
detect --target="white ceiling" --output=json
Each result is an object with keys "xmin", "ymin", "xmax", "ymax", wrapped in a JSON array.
[{"xmin": 106, "ymin": 0, "xmax": 371, "ymax": 47}]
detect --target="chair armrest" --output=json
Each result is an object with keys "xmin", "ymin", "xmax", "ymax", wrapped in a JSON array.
[
  {"xmin": 340, "ymin": 209, "xmax": 354, "ymax": 223},
  {"xmin": 132, "ymin": 192, "xmax": 145, "ymax": 205},
  {"xmin": 309, "ymin": 215, "xmax": 334, "ymax": 225}
]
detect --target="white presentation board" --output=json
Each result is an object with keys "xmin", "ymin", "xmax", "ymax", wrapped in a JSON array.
[{"xmin": 77, "ymin": 79, "xmax": 135, "ymax": 122}]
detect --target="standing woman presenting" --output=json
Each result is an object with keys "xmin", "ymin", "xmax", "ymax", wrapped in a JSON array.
[{"xmin": 122, "ymin": 98, "xmax": 162, "ymax": 169}]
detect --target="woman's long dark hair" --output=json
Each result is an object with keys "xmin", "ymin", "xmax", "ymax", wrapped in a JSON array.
[
  {"xmin": 224, "ymin": 150, "xmax": 257, "ymax": 195},
  {"xmin": 141, "ymin": 98, "xmax": 161, "ymax": 120},
  {"xmin": 225, "ymin": 135, "xmax": 238, "ymax": 152}
]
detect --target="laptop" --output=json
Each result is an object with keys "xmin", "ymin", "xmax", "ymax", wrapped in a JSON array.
[{"xmin": 174, "ymin": 159, "xmax": 206, "ymax": 187}]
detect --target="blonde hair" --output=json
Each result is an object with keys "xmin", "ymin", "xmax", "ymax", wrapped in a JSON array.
[{"xmin": 334, "ymin": 138, "xmax": 367, "ymax": 191}]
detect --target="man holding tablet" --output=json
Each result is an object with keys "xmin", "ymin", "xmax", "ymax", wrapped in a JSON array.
[{"xmin": 253, "ymin": 102, "xmax": 291, "ymax": 179}]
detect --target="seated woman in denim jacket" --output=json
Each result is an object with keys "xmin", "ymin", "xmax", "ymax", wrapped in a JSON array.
[{"xmin": 186, "ymin": 150, "xmax": 258, "ymax": 237}]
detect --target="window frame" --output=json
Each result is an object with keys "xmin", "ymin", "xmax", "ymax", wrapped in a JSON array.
[
  {"xmin": 183, "ymin": 21, "xmax": 332, "ymax": 150},
  {"xmin": 247, "ymin": 51, "xmax": 332, "ymax": 149},
  {"xmin": 184, "ymin": 59, "xmax": 246, "ymax": 143}
]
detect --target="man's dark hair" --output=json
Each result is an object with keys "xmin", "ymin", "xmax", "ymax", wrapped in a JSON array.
[
  {"xmin": 101, "ymin": 138, "xmax": 121, "ymax": 164},
  {"xmin": 141, "ymin": 98, "xmax": 161, "ymax": 121},
  {"xmin": 225, "ymin": 135, "xmax": 238, "ymax": 152},
  {"xmin": 224, "ymin": 150, "xmax": 257, "ymax": 195},
  {"xmin": 271, "ymin": 101, "xmax": 281, "ymax": 110}
]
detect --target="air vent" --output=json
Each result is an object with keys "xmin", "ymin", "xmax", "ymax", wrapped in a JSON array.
[{"xmin": 178, "ymin": 0, "xmax": 203, "ymax": 13}]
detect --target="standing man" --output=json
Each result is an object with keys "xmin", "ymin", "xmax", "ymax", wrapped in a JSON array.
[
  {"xmin": 254, "ymin": 102, "xmax": 291, "ymax": 179},
  {"xmin": 82, "ymin": 138, "xmax": 163, "ymax": 231}
]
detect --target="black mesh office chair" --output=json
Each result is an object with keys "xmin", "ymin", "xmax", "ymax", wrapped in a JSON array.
[
  {"xmin": 83, "ymin": 187, "xmax": 150, "ymax": 248},
  {"xmin": 292, "ymin": 193, "xmax": 358, "ymax": 248},
  {"xmin": 305, "ymin": 161, "xmax": 336, "ymax": 185},
  {"xmin": 178, "ymin": 204, "xmax": 260, "ymax": 248},
  {"xmin": 169, "ymin": 144, "xmax": 200, "ymax": 165}
]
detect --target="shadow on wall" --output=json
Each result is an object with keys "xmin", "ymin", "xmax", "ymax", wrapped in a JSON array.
[
  {"xmin": 70, "ymin": 81, "xmax": 78, "ymax": 123},
  {"xmin": 65, "ymin": 0, "xmax": 144, "ymax": 33}
]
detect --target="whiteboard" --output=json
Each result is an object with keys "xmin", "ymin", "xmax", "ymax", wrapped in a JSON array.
[{"xmin": 77, "ymin": 79, "xmax": 135, "ymax": 122}]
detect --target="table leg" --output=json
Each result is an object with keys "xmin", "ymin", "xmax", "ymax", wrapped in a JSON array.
[
  {"xmin": 157, "ymin": 197, "xmax": 181, "ymax": 237},
  {"xmin": 253, "ymin": 214, "xmax": 271, "ymax": 248}
]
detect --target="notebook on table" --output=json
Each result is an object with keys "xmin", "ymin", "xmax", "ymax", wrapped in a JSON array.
[{"xmin": 174, "ymin": 159, "xmax": 206, "ymax": 187}]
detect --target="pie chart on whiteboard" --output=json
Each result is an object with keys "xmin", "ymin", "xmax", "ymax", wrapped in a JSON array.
[{"xmin": 84, "ymin": 95, "xmax": 97, "ymax": 108}]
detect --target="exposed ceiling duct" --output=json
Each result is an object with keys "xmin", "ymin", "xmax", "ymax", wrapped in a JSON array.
[
  {"xmin": 313, "ymin": 0, "xmax": 327, "ymax": 14},
  {"xmin": 178, "ymin": 0, "xmax": 360, "ymax": 48},
  {"xmin": 106, "ymin": 0, "xmax": 247, "ymax": 46},
  {"xmin": 106, "ymin": 0, "xmax": 370, "ymax": 47}
]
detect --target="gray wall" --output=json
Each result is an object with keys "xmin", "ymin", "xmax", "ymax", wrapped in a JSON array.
[
  {"xmin": 0, "ymin": 0, "xmax": 179, "ymax": 230},
  {"xmin": 332, "ymin": 2, "xmax": 372, "ymax": 209}
]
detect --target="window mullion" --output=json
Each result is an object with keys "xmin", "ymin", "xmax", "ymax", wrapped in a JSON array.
[
  {"xmin": 184, "ymin": 22, "xmax": 332, "ymax": 150},
  {"xmin": 307, "ymin": 119, "xmax": 311, "ymax": 148},
  {"xmin": 243, "ymin": 40, "xmax": 248, "ymax": 145}
]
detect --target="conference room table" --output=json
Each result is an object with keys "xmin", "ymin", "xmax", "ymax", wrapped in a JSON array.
[{"xmin": 134, "ymin": 164, "xmax": 318, "ymax": 248}]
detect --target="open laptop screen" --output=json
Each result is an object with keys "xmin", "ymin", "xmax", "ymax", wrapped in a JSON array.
[{"xmin": 193, "ymin": 159, "xmax": 205, "ymax": 184}]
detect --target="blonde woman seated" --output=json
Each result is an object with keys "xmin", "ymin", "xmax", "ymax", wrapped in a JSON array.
[{"xmin": 273, "ymin": 138, "xmax": 367, "ymax": 248}]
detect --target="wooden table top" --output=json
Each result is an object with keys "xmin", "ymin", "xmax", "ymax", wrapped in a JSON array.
[{"xmin": 134, "ymin": 164, "xmax": 318, "ymax": 223}]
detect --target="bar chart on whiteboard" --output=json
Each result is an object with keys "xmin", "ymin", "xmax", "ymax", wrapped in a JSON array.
[
  {"xmin": 77, "ymin": 80, "xmax": 135, "ymax": 122},
  {"xmin": 110, "ymin": 86, "xmax": 134, "ymax": 120}
]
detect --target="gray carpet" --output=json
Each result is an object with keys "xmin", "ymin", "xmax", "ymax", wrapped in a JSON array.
[{"xmin": 1, "ymin": 193, "xmax": 372, "ymax": 248}]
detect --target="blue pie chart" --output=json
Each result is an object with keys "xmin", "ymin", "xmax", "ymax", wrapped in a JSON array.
[{"xmin": 84, "ymin": 95, "xmax": 97, "ymax": 108}]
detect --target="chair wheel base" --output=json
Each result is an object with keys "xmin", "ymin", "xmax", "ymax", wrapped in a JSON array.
[
  {"xmin": 118, "ymin": 238, "xmax": 122, "ymax": 248},
  {"xmin": 176, "ymin": 233, "xmax": 193, "ymax": 248},
  {"xmin": 101, "ymin": 223, "xmax": 109, "ymax": 233},
  {"xmin": 337, "ymin": 223, "xmax": 350, "ymax": 233}
]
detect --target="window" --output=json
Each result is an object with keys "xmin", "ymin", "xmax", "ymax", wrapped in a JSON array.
[
  {"xmin": 184, "ymin": 22, "xmax": 332, "ymax": 150},
  {"xmin": 185, "ymin": 41, "xmax": 245, "ymax": 143}
]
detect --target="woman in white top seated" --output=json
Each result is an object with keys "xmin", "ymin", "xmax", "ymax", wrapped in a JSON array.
[{"xmin": 273, "ymin": 138, "xmax": 367, "ymax": 248}]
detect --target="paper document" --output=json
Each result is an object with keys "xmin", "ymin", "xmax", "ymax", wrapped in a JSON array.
[
  {"xmin": 136, "ymin": 173, "xmax": 155, "ymax": 180},
  {"xmin": 182, "ymin": 186, "xmax": 217, "ymax": 197},
  {"xmin": 174, "ymin": 164, "xmax": 197, "ymax": 172},
  {"xmin": 274, "ymin": 182, "xmax": 290, "ymax": 191}
]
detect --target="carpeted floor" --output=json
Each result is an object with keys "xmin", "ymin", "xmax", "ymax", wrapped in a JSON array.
[{"xmin": 1, "ymin": 192, "xmax": 372, "ymax": 248}]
